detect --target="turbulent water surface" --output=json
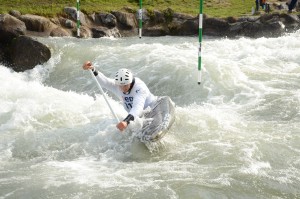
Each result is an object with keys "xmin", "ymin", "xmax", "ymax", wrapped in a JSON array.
[{"xmin": 0, "ymin": 32, "xmax": 300, "ymax": 199}]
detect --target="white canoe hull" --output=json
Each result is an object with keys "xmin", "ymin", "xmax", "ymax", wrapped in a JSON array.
[{"xmin": 139, "ymin": 96, "xmax": 175, "ymax": 142}]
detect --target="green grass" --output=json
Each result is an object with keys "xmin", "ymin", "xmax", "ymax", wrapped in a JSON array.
[{"xmin": 0, "ymin": 0, "xmax": 260, "ymax": 18}]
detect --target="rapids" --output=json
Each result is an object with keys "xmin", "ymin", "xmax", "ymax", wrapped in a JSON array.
[{"xmin": 0, "ymin": 32, "xmax": 299, "ymax": 198}]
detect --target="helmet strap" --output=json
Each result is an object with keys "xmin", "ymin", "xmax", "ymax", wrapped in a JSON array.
[{"xmin": 123, "ymin": 78, "xmax": 135, "ymax": 94}]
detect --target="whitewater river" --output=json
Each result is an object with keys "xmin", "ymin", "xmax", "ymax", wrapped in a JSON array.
[{"xmin": 0, "ymin": 32, "xmax": 299, "ymax": 198}]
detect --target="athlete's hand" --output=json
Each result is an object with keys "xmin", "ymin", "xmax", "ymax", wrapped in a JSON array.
[
  {"xmin": 116, "ymin": 121, "xmax": 128, "ymax": 132},
  {"xmin": 82, "ymin": 61, "xmax": 94, "ymax": 70}
]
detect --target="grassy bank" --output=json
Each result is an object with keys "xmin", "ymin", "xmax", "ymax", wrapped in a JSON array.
[{"xmin": 0, "ymin": 0, "xmax": 261, "ymax": 18}]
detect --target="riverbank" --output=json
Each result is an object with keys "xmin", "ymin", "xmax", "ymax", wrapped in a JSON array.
[
  {"xmin": 2, "ymin": 7, "xmax": 300, "ymax": 39},
  {"xmin": 1, "ymin": 5, "xmax": 300, "ymax": 72},
  {"xmin": 0, "ymin": 0, "xmax": 257, "ymax": 18}
]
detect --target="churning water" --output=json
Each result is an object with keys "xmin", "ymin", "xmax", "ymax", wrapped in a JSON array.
[{"xmin": 0, "ymin": 32, "xmax": 299, "ymax": 198}]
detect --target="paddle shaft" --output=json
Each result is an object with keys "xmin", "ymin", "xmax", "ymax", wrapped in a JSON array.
[{"xmin": 89, "ymin": 69, "xmax": 120, "ymax": 123}]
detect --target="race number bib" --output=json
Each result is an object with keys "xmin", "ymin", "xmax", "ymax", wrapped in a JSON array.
[{"xmin": 124, "ymin": 96, "xmax": 133, "ymax": 110}]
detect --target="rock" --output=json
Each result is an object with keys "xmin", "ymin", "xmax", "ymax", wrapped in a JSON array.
[
  {"xmin": 75, "ymin": 26, "xmax": 92, "ymax": 38},
  {"xmin": 228, "ymin": 22, "xmax": 244, "ymax": 37},
  {"xmin": 144, "ymin": 26, "xmax": 169, "ymax": 36},
  {"xmin": 9, "ymin": 36, "xmax": 51, "ymax": 72},
  {"xmin": 111, "ymin": 11, "xmax": 137, "ymax": 30},
  {"xmin": 203, "ymin": 17, "xmax": 230, "ymax": 36},
  {"xmin": 152, "ymin": 10, "xmax": 166, "ymax": 24},
  {"xmin": 0, "ymin": 14, "xmax": 26, "ymax": 67},
  {"xmin": 239, "ymin": 16, "xmax": 259, "ymax": 23},
  {"xmin": 64, "ymin": 7, "xmax": 87, "ymax": 25},
  {"xmin": 180, "ymin": 19, "xmax": 198, "ymax": 35},
  {"xmin": 173, "ymin": 13, "xmax": 194, "ymax": 20},
  {"xmin": 243, "ymin": 21, "xmax": 264, "ymax": 37},
  {"xmin": 65, "ymin": 19, "xmax": 75, "ymax": 28},
  {"xmin": 227, "ymin": 16, "xmax": 238, "ymax": 23},
  {"xmin": 263, "ymin": 20, "xmax": 285, "ymax": 37},
  {"xmin": 9, "ymin": 10, "xmax": 21, "ymax": 18},
  {"xmin": 92, "ymin": 27, "xmax": 121, "ymax": 38},
  {"xmin": 140, "ymin": 10, "xmax": 165, "ymax": 28},
  {"xmin": 0, "ymin": 45, "xmax": 6, "ymax": 64},
  {"xmin": 19, "ymin": 14, "xmax": 55, "ymax": 32},
  {"xmin": 279, "ymin": 13, "xmax": 300, "ymax": 31},
  {"xmin": 163, "ymin": 8, "xmax": 175, "ymax": 23},
  {"xmin": 92, "ymin": 13, "xmax": 117, "ymax": 28},
  {"xmin": 1, "ymin": 9, "xmax": 300, "ymax": 41},
  {"xmin": 259, "ymin": 13, "xmax": 279, "ymax": 23},
  {"xmin": 229, "ymin": 15, "xmax": 286, "ymax": 38},
  {"xmin": 91, "ymin": 27, "xmax": 108, "ymax": 38},
  {"xmin": 168, "ymin": 13, "xmax": 196, "ymax": 35},
  {"xmin": 49, "ymin": 18, "xmax": 61, "ymax": 26},
  {"xmin": 101, "ymin": 13, "xmax": 117, "ymax": 28},
  {"xmin": 50, "ymin": 27, "xmax": 71, "ymax": 37},
  {"xmin": 0, "ymin": 14, "xmax": 26, "ymax": 44},
  {"xmin": 57, "ymin": 17, "xmax": 76, "ymax": 29},
  {"xmin": 169, "ymin": 18, "xmax": 198, "ymax": 36},
  {"xmin": 280, "ymin": 13, "xmax": 300, "ymax": 23},
  {"xmin": 122, "ymin": 6, "xmax": 135, "ymax": 13}
]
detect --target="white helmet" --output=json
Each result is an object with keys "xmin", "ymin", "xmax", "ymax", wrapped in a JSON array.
[{"xmin": 115, "ymin": 68, "xmax": 133, "ymax": 86}]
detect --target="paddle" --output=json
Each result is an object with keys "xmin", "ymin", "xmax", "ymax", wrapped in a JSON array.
[{"xmin": 88, "ymin": 66, "xmax": 120, "ymax": 123}]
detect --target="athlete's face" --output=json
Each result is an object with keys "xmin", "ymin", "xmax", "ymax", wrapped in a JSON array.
[{"xmin": 119, "ymin": 84, "xmax": 131, "ymax": 93}]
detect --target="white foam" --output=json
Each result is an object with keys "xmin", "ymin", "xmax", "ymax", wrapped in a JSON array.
[{"xmin": 1, "ymin": 32, "xmax": 300, "ymax": 198}]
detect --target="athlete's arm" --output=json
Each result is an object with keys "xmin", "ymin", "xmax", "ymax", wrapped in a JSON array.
[
  {"xmin": 116, "ymin": 114, "xmax": 134, "ymax": 131},
  {"xmin": 82, "ymin": 61, "xmax": 119, "ymax": 94}
]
